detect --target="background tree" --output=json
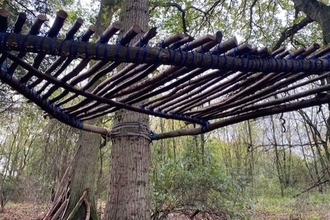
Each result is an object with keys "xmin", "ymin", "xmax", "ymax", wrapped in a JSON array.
[{"xmin": 43, "ymin": 1, "xmax": 121, "ymax": 219}]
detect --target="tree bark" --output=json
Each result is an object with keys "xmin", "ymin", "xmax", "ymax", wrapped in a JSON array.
[
  {"xmin": 292, "ymin": 0, "xmax": 330, "ymax": 45},
  {"xmin": 64, "ymin": 127, "xmax": 100, "ymax": 219},
  {"xmin": 104, "ymin": 0, "xmax": 150, "ymax": 219},
  {"xmin": 104, "ymin": 110, "xmax": 150, "ymax": 219},
  {"xmin": 43, "ymin": 124, "xmax": 100, "ymax": 220}
]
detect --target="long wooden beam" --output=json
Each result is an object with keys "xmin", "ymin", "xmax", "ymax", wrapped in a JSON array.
[
  {"xmin": 154, "ymin": 93, "xmax": 330, "ymax": 140},
  {"xmin": 1, "ymin": 32, "xmax": 330, "ymax": 73}
]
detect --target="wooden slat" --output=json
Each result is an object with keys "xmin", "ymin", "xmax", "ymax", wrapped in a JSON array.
[
  {"xmin": 7, "ymin": 14, "xmax": 47, "ymax": 75},
  {"xmin": 0, "ymin": 9, "xmax": 9, "ymax": 32},
  {"xmin": 30, "ymin": 17, "xmax": 84, "ymax": 89},
  {"xmin": 20, "ymin": 10, "xmax": 68, "ymax": 84},
  {"xmin": 44, "ymin": 22, "xmax": 122, "ymax": 102},
  {"xmin": 36, "ymin": 24, "xmax": 95, "ymax": 93}
]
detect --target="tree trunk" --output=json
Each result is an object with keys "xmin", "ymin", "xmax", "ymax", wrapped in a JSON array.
[
  {"xmin": 43, "ymin": 123, "xmax": 100, "ymax": 220},
  {"xmin": 103, "ymin": 0, "xmax": 150, "ymax": 219},
  {"xmin": 42, "ymin": 2, "xmax": 118, "ymax": 219},
  {"xmin": 104, "ymin": 110, "xmax": 150, "ymax": 219},
  {"xmin": 247, "ymin": 120, "xmax": 254, "ymax": 189},
  {"xmin": 64, "ymin": 128, "xmax": 100, "ymax": 219},
  {"xmin": 270, "ymin": 116, "xmax": 285, "ymax": 197},
  {"xmin": 292, "ymin": 0, "xmax": 330, "ymax": 45}
]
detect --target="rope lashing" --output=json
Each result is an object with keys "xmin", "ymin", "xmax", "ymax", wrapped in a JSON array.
[
  {"xmin": 150, "ymin": 131, "xmax": 157, "ymax": 140},
  {"xmin": 201, "ymin": 120, "xmax": 210, "ymax": 133},
  {"xmin": 110, "ymin": 122, "xmax": 152, "ymax": 142},
  {"xmin": 3, "ymin": 32, "xmax": 330, "ymax": 73}
]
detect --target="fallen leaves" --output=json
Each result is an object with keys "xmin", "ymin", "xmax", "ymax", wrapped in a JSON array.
[{"xmin": 0, "ymin": 203, "xmax": 49, "ymax": 220}]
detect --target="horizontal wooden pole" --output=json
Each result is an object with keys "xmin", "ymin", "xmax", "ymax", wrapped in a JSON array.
[
  {"xmin": 154, "ymin": 94, "xmax": 330, "ymax": 140},
  {"xmin": 1, "ymin": 32, "xmax": 330, "ymax": 73}
]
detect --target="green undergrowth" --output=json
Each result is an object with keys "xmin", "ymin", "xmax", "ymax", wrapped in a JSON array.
[{"xmin": 253, "ymin": 190, "xmax": 330, "ymax": 220}]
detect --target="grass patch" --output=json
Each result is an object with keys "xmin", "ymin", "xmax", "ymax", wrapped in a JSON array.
[{"xmin": 252, "ymin": 191, "xmax": 330, "ymax": 220}]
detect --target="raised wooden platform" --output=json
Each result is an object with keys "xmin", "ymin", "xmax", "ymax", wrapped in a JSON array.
[{"xmin": 1, "ymin": 9, "xmax": 330, "ymax": 139}]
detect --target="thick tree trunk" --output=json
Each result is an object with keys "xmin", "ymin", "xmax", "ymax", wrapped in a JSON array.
[
  {"xmin": 64, "ymin": 127, "xmax": 100, "ymax": 219},
  {"xmin": 43, "ymin": 124, "xmax": 100, "ymax": 220},
  {"xmin": 104, "ymin": 110, "xmax": 150, "ymax": 219},
  {"xmin": 43, "ymin": 123, "xmax": 100, "ymax": 220},
  {"xmin": 292, "ymin": 0, "xmax": 330, "ymax": 45},
  {"xmin": 104, "ymin": 0, "xmax": 150, "ymax": 219}
]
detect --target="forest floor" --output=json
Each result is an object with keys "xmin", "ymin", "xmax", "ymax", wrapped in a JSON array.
[
  {"xmin": 0, "ymin": 203, "xmax": 48, "ymax": 220},
  {"xmin": 251, "ymin": 191, "xmax": 330, "ymax": 220},
  {"xmin": 0, "ymin": 192, "xmax": 330, "ymax": 220},
  {"xmin": 0, "ymin": 203, "xmax": 330, "ymax": 220}
]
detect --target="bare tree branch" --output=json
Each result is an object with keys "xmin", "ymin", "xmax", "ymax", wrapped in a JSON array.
[
  {"xmin": 151, "ymin": 2, "xmax": 213, "ymax": 35},
  {"xmin": 248, "ymin": 0, "xmax": 258, "ymax": 39},
  {"xmin": 9, "ymin": 0, "xmax": 37, "ymax": 17},
  {"xmin": 166, "ymin": 2, "xmax": 189, "ymax": 34},
  {"xmin": 272, "ymin": 16, "xmax": 314, "ymax": 51},
  {"xmin": 293, "ymin": 179, "xmax": 329, "ymax": 198}
]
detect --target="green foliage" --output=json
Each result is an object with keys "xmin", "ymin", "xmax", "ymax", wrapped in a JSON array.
[
  {"xmin": 150, "ymin": 135, "xmax": 253, "ymax": 219},
  {"xmin": 254, "ymin": 190, "xmax": 330, "ymax": 219},
  {"xmin": 149, "ymin": 0, "xmax": 323, "ymax": 50},
  {"xmin": 0, "ymin": 101, "xmax": 79, "ymax": 206}
]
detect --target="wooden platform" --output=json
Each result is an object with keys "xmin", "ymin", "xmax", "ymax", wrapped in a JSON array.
[{"xmin": 1, "ymin": 9, "xmax": 330, "ymax": 139}]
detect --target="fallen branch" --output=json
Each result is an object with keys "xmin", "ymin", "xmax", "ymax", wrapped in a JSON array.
[
  {"xmin": 84, "ymin": 198, "xmax": 91, "ymax": 220},
  {"xmin": 50, "ymin": 199, "xmax": 69, "ymax": 220},
  {"xmin": 293, "ymin": 179, "xmax": 329, "ymax": 198},
  {"xmin": 66, "ymin": 189, "xmax": 88, "ymax": 220},
  {"xmin": 189, "ymin": 209, "xmax": 200, "ymax": 219}
]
